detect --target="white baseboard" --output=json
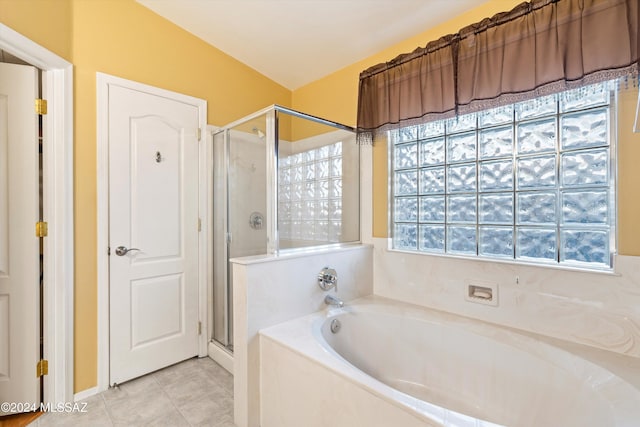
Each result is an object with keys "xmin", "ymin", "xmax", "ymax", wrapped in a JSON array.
[
  {"xmin": 73, "ymin": 386, "xmax": 99, "ymax": 402},
  {"xmin": 208, "ymin": 341, "xmax": 233, "ymax": 374}
]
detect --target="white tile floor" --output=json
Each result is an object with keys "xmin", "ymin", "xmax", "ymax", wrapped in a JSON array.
[{"xmin": 30, "ymin": 357, "xmax": 235, "ymax": 427}]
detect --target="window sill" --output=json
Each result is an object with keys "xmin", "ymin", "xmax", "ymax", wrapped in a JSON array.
[{"xmin": 386, "ymin": 244, "xmax": 619, "ymax": 276}]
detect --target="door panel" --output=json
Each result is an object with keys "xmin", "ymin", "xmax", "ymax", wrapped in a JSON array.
[
  {"xmin": 0, "ymin": 62, "xmax": 40, "ymax": 412},
  {"xmin": 130, "ymin": 273, "xmax": 183, "ymax": 348},
  {"xmin": 0, "ymin": 295, "xmax": 8, "ymax": 377},
  {"xmin": 0, "ymin": 95, "xmax": 7, "ymax": 276},
  {"xmin": 109, "ymin": 84, "xmax": 200, "ymax": 385},
  {"xmin": 131, "ymin": 116, "xmax": 182, "ymax": 260},
  {"xmin": 0, "ymin": 94, "xmax": 7, "ymax": 382}
]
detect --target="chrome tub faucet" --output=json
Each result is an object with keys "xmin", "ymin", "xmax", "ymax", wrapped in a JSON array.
[
  {"xmin": 324, "ymin": 294, "xmax": 344, "ymax": 308},
  {"xmin": 318, "ymin": 267, "xmax": 344, "ymax": 307}
]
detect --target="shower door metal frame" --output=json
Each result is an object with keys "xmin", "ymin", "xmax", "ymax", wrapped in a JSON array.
[
  {"xmin": 211, "ymin": 106, "xmax": 276, "ymax": 350},
  {"xmin": 265, "ymin": 109, "xmax": 278, "ymax": 254},
  {"xmin": 210, "ymin": 105, "xmax": 357, "ymax": 353},
  {"xmin": 211, "ymin": 127, "xmax": 231, "ymax": 348}
]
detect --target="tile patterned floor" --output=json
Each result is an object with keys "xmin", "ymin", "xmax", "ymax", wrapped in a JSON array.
[{"xmin": 30, "ymin": 357, "xmax": 234, "ymax": 427}]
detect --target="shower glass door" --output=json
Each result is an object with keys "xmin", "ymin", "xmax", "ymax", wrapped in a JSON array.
[
  {"xmin": 211, "ymin": 105, "xmax": 357, "ymax": 355},
  {"xmin": 212, "ymin": 111, "xmax": 272, "ymax": 350}
]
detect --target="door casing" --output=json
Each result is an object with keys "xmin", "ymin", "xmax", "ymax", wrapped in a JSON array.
[
  {"xmin": 96, "ymin": 72, "xmax": 208, "ymax": 393},
  {"xmin": 0, "ymin": 24, "xmax": 74, "ymax": 404}
]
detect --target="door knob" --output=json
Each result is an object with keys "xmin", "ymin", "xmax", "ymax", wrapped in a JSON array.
[{"xmin": 115, "ymin": 246, "xmax": 141, "ymax": 256}]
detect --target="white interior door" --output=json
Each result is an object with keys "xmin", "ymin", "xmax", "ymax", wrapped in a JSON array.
[
  {"xmin": 0, "ymin": 62, "xmax": 40, "ymax": 412},
  {"xmin": 108, "ymin": 84, "xmax": 200, "ymax": 385}
]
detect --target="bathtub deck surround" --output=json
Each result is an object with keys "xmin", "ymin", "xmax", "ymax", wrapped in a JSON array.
[
  {"xmin": 231, "ymin": 244, "xmax": 373, "ymax": 427},
  {"xmin": 373, "ymin": 238, "xmax": 640, "ymax": 359},
  {"xmin": 259, "ymin": 296, "xmax": 640, "ymax": 427}
]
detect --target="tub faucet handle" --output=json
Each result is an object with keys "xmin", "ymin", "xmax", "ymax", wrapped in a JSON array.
[{"xmin": 318, "ymin": 267, "xmax": 338, "ymax": 292}]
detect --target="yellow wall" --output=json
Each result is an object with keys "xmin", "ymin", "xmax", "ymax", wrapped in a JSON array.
[
  {"xmin": 0, "ymin": 0, "xmax": 73, "ymax": 61},
  {"xmin": 70, "ymin": 0, "xmax": 289, "ymax": 392},
  {"xmin": 616, "ymin": 89, "xmax": 640, "ymax": 255},
  {"xmin": 292, "ymin": 0, "xmax": 523, "ymax": 239},
  {"xmin": 292, "ymin": 0, "xmax": 640, "ymax": 255},
  {"xmin": 2, "ymin": 0, "xmax": 291, "ymax": 393},
  {"xmin": 3, "ymin": 0, "xmax": 640, "ymax": 395}
]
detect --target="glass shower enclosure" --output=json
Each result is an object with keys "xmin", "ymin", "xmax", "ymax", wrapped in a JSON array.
[{"xmin": 211, "ymin": 105, "xmax": 359, "ymax": 352}]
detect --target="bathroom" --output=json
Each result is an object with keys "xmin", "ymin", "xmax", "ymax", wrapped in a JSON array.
[{"xmin": 1, "ymin": 0, "xmax": 639, "ymax": 426}]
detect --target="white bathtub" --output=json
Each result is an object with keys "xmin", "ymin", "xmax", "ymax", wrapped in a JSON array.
[{"xmin": 259, "ymin": 296, "xmax": 640, "ymax": 427}]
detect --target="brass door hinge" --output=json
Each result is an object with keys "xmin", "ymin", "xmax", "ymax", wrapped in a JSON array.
[
  {"xmin": 35, "ymin": 99, "xmax": 48, "ymax": 115},
  {"xmin": 198, "ymin": 321, "xmax": 202, "ymax": 335},
  {"xmin": 37, "ymin": 359, "xmax": 48, "ymax": 377},
  {"xmin": 197, "ymin": 128, "xmax": 202, "ymax": 141},
  {"xmin": 198, "ymin": 218, "xmax": 202, "ymax": 232},
  {"xmin": 36, "ymin": 221, "xmax": 48, "ymax": 237}
]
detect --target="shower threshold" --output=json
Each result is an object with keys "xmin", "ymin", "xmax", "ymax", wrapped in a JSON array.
[{"xmin": 209, "ymin": 340, "xmax": 234, "ymax": 374}]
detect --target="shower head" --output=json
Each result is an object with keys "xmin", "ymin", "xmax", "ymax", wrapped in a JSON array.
[{"xmin": 252, "ymin": 127, "xmax": 265, "ymax": 139}]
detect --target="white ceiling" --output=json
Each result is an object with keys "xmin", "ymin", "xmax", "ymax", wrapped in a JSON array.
[{"xmin": 137, "ymin": 0, "xmax": 482, "ymax": 90}]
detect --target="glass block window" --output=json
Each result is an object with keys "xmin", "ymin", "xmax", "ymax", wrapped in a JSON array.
[
  {"xmin": 390, "ymin": 81, "xmax": 615, "ymax": 269},
  {"xmin": 278, "ymin": 142, "xmax": 343, "ymax": 242}
]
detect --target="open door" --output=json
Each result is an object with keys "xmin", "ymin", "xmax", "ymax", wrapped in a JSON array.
[{"xmin": 0, "ymin": 62, "xmax": 41, "ymax": 412}]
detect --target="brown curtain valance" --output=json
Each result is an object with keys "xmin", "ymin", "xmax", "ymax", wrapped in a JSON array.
[{"xmin": 356, "ymin": 0, "xmax": 640, "ymax": 143}]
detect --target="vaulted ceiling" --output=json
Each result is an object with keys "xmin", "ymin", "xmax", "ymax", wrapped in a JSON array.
[{"xmin": 136, "ymin": 0, "xmax": 482, "ymax": 90}]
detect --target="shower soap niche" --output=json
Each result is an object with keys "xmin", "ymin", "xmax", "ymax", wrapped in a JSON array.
[{"xmin": 464, "ymin": 281, "xmax": 498, "ymax": 307}]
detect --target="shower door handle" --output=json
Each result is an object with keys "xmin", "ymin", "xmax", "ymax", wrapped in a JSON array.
[{"xmin": 114, "ymin": 246, "xmax": 141, "ymax": 256}]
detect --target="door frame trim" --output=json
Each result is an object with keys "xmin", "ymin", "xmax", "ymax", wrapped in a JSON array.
[
  {"xmin": 0, "ymin": 24, "xmax": 75, "ymax": 404},
  {"xmin": 96, "ymin": 72, "xmax": 208, "ymax": 392}
]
